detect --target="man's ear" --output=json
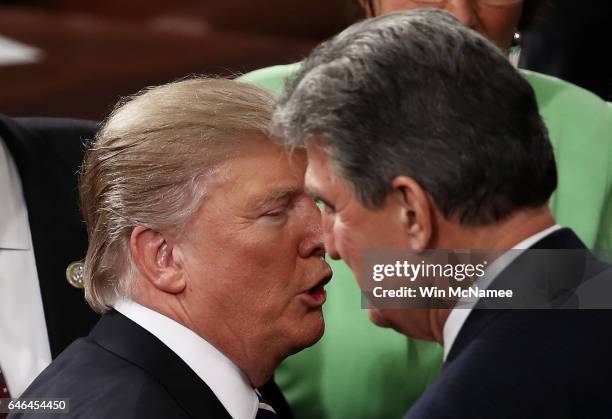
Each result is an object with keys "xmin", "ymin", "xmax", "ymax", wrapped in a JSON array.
[
  {"xmin": 391, "ymin": 176, "xmax": 433, "ymax": 251},
  {"xmin": 129, "ymin": 226, "xmax": 186, "ymax": 294}
]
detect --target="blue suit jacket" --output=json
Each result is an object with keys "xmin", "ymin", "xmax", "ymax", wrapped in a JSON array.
[{"xmin": 407, "ymin": 229, "xmax": 612, "ymax": 419}]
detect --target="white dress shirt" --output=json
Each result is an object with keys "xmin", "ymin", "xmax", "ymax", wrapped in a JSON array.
[
  {"xmin": 0, "ymin": 137, "xmax": 52, "ymax": 397},
  {"xmin": 114, "ymin": 298, "xmax": 260, "ymax": 419},
  {"xmin": 442, "ymin": 224, "xmax": 562, "ymax": 360}
]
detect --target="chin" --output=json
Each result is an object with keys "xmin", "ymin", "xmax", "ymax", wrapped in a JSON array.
[
  {"xmin": 287, "ymin": 311, "xmax": 325, "ymax": 355},
  {"xmin": 368, "ymin": 308, "xmax": 392, "ymax": 328},
  {"xmin": 370, "ymin": 309, "xmax": 437, "ymax": 341}
]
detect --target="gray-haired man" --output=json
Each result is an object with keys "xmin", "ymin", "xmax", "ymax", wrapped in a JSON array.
[{"xmin": 272, "ymin": 9, "xmax": 612, "ymax": 419}]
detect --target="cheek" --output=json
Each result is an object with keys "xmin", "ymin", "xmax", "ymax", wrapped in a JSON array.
[
  {"xmin": 333, "ymin": 219, "xmax": 361, "ymax": 263},
  {"xmin": 230, "ymin": 234, "xmax": 299, "ymax": 301},
  {"xmin": 218, "ymin": 222, "xmax": 297, "ymax": 268},
  {"xmin": 185, "ymin": 228, "xmax": 298, "ymax": 308},
  {"xmin": 332, "ymin": 220, "xmax": 376, "ymax": 291}
]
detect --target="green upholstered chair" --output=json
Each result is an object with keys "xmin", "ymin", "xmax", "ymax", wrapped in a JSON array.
[{"xmin": 237, "ymin": 64, "xmax": 612, "ymax": 419}]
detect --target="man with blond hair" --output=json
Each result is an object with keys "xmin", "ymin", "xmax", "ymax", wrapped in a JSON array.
[{"xmin": 12, "ymin": 78, "xmax": 332, "ymax": 419}]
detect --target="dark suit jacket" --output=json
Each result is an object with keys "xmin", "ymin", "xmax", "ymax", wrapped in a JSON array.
[
  {"xmin": 13, "ymin": 311, "xmax": 291, "ymax": 419},
  {"xmin": 407, "ymin": 229, "xmax": 612, "ymax": 419},
  {"xmin": 0, "ymin": 114, "xmax": 99, "ymax": 358}
]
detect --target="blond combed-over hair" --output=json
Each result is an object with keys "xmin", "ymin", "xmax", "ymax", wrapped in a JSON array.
[{"xmin": 79, "ymin": 77, "xmax": 275, "ymax": 313}]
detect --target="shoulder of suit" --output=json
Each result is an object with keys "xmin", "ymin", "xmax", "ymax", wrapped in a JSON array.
[
  {"xmin": 20, "ymin": 337, "xmax": 191, "ymax": 418},
  {"xmin": 0, "ymin": 115, "xmax": 98, "ymax": 172}
]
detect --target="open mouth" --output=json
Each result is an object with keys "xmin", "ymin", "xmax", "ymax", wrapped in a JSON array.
[
  {"xmin": 301, "ymin": 273, "xmax": 332, "ymax": 307},
  {"xmin": 307, "ymin": 282, "xmax": 326, "ymax": 297}
]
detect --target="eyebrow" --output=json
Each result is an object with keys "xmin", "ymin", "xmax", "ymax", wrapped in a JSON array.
[{"xmin": 252, "ymin": 186, "xmax": 304, "ymax": 210}]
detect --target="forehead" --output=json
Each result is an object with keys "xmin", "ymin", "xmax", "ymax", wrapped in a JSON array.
[
  {"xmin": 304, "ymin": 142, "xmax": 350, "ymax": 200},
  {"xmin": 304, "ymin": 143, "xmax": 334, "ymax": 190},
  {"xmin": 214, "ymin": 138, "xmax": 307, "ymax": 205}
]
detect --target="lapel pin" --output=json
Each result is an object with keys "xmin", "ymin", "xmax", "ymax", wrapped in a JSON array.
[{"xmin": 65, "ymin": 260, "xmax": 85, "ymax": 289}]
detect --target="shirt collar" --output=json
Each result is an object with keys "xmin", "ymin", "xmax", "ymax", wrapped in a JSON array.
[
  {"xmin": 114, "ymin": 298, "xmax": 259, "ymax": 419},
  {"xmin": 0, "ymin": 137, "xmax": 31, "ymax": 250},
  {"xmin": 442, "ymin": 224, "xmax": 562, "ymax": 360}
]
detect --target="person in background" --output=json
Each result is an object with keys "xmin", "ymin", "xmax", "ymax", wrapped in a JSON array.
[
  {"xmin": 521, "ymin": 0, "xmax": 612, "ymax": 101},
  {"xmin": 271, "ymin": 10, "xmax": 612, "ymax": 418},
  {"xmin": 238, "ymin": 1, "xmax": 612, "ymax": 418},
  {"xmin": 12, "ymin": 78, "xmax": 331, "ymax": 419},
  {"xmin": 0, "ymin": 115, "xmax": 99, "ymax": 400}
]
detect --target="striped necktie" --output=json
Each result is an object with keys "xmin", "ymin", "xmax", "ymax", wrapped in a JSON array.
[{"xmin": 255, "ymin": 390, "xmax": 277, "ymax": 418}]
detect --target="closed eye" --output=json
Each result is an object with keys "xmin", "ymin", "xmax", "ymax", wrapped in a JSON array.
[
  {"xmin": 262, "ymin": 201, "xmax": 293, "ymax": 219},
  {"xmin": 264, "ymin": 208, "xmax": 287, "ymax": 218}
]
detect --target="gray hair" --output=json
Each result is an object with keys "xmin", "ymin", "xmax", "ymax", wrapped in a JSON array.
[
  {"xmin": 272, "ymin": 9, "xmax": 556, "ymax": 224},
  {"xmin": 80, "ymin": 77, "xmax": 275, "ymax": 313}
]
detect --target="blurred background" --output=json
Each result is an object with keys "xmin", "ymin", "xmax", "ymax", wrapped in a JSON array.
[
  {"xmin": 0, "ymin": 0, "xmax": 360, "ymax": 119},
  {"xmin": 0, "ymin": 0, "xmax": 609, "ymax": 120}
]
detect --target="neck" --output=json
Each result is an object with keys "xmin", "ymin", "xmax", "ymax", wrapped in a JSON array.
[
  {"xmin": 196, "ymin": 320, "xmax": 279, "ymax": 388},
  {"xmin": 429, "ymin": 308, "xmax": 452, "ymax": 343},
  {"xmin": 427, "ymin": 205, "xmax": 556, "ymax": 343},
  {"xmin": 177, "ymin": 312, "xmax": 280, "ymax": 387},
  {"xmin": 435, "ymin": 205, "xmax": 555, "ymax": 251},
  {"xmin": 131, "ymin": 289, "xmax": 279, "ymax": 388}
]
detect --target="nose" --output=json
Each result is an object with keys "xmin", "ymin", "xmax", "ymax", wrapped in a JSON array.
[
  {"xmin": 321, "ymin": 210, "xmax": 340, "ymax": 260},
  {"xmin": 448, "ymin": 0, "xmax": 478, "ymax": 29},
  {"xmin": 298, "ymin": 197, "xmax": 326, "ymax": 259}
]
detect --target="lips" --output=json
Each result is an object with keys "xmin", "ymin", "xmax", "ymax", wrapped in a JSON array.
[{"xmin": 300, "ymin": 270, "xmax": 333, "ymax": 308}]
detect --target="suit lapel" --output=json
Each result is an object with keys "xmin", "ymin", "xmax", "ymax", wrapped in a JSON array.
[
  {"xmin": 90, "ymin": 311, "xmax": 232, "ymax": 419},
  {"xmin": 446, "ymin": 228, "xmax": 589, "ymax": 363},
  {"xmin": 0, "ymin": 115, "xmax": 98, "ymax": 357}
]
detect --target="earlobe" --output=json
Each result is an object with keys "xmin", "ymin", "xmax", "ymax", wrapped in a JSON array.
[
  {"xmin": 130, "ymin": 227, "xmax": 186, "ymax": 294},
  {"xmin": 391, "ymin": 176, "xmax": 433, "ymax": 251}
]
